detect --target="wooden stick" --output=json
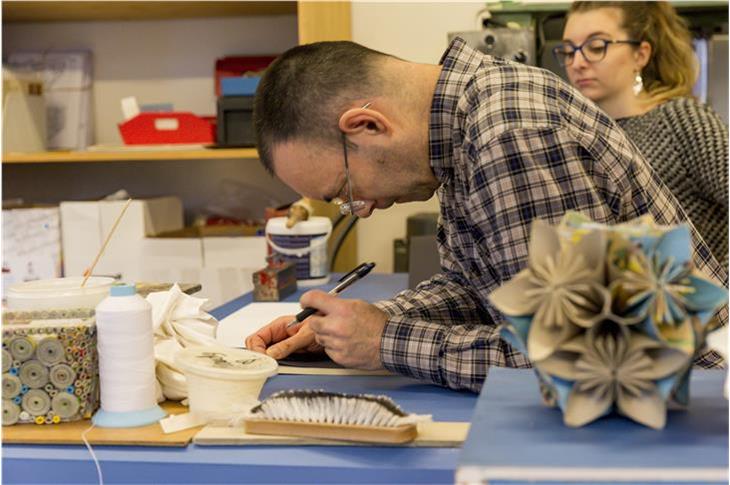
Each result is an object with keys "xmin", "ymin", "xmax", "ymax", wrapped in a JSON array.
[{"xmin": 81, "ymin": 198, "xmax": 132, "ymax": 287}]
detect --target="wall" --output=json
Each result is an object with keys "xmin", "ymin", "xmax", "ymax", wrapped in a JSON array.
[{"xmin": 351, "ymin": 2, "xmax": 486, "ymax": 272}]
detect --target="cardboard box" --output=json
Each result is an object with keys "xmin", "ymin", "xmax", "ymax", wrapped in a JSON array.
[
  {"xmin": 60, "ymin": 197, "xmax": 183, "ymax": 281},
  {"xmin": 2, "ymin": 207, "xmax": 62, "ymax": 291},
  {"xmin": 203, "ymin": 236, "xmax": 266, "ymax": 269},
  {"xmin": 137, "ymin": 228, "xmax": 265, "ymax": 307}
]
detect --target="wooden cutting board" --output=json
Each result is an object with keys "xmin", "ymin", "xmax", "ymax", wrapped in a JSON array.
[
  {"xmin": 2, "ymin": 401, "xmax": 200, "ymax": 447},
  {"xmin": 194, "ymin": 421, "xmax": 471, "ymax": 447}
]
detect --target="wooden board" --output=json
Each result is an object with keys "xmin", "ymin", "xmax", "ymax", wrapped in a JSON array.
[
  {"xmin": 3, "ymin": 2, "xmax": 296, "ymax": 23},
  {"xmin": 3, "ymin": 147, "xmax": 259, "ymax": 164},
  {"xmin": 194, "ymin": 421, "xmax": 470, "ymax": 448},
  {"xmin": 2, "ymin": 402, "xmax": 201, "ymax": 447}
]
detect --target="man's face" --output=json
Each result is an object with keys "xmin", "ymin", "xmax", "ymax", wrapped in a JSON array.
[{"xmin": 272, "ymin": 138, "xmax": 433, "ymax": 218}]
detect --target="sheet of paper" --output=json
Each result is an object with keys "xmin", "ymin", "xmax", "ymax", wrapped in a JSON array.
[{"xmin": 215, "ymin": 302, "xmax": 301, "ymax": 348}]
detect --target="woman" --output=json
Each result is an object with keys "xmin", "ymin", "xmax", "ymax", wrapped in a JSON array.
[{"xmin": 558, "ymin": 1, "xmax": 728, "ymax": 269}]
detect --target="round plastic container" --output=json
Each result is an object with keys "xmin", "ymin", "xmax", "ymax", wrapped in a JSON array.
[
  {"xmin": 175, "ymin": 346, "xmax": 278, "ymax": 422},
  {"xmin": 5, "ymin": 277, "xmax": 116, "ymax": 310},
  {"xmin": 265, "ymin": 216, "xmax": 332, "ymax": 287}
]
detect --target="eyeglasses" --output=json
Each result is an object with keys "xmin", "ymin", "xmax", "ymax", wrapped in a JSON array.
[
  {"xmin": 552, "ymin": 38, "xmax": 640, "ymax": 66},
  {"xmin": 332, "ymin": 102, "xmax": 371, "ymax": 216}
]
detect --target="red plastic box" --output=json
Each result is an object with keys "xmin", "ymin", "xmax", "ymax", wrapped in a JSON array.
[{"xmin": 118, "ymin": 112, "xmax": 216, "ymax": 145}]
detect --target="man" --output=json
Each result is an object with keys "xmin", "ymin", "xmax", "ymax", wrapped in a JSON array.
[{"xmin": 247, "ymin": 38, "xmax": 726, "ymax": 392}]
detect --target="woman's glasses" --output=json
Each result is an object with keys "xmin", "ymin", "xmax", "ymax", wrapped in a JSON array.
[{"xmin": 553, "ymin": 38, "xmax": 640, "ymax": 66}]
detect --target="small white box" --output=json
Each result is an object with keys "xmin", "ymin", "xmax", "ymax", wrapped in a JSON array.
[
  {"xmin": 60, "ymin": 197, "xmax": 184, "ymax": 281},
  {"xmin": 202, "ymin": 236, "xmax": 267, "ymax": 269},
  {"xmin": 2, "ymin": 207, "xmax": 62, "ymax": 291}
]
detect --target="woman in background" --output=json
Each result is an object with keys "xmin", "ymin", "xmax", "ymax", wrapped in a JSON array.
[{"xmin": 559, "ymin": 1, "xmax": 728, "ymax": 269}]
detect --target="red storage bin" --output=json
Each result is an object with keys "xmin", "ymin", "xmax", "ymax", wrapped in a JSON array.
[{"xmin": 118, "ymin": 112, "xmax": 216, "ymax": 145}]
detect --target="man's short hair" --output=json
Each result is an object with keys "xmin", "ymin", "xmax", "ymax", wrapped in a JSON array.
[{"xmin": 253, "ymin": 41, "xmax": 390, "ymax": 174}]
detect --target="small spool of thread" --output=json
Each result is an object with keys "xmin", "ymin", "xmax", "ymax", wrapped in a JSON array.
[
  {"xmin": 36, "ymin": 338, "xmax": 65, "ymax": 366},
  {"xmin": 49, "ymin": 364, "xmax": 76, "ymax": 389},
  {"xmin": 92, "ymin": 284, "xmax": 166, "ymax": 427},
  {"xmin": 3, "ymin": 400, "xmax": 21, "ymax": 425},
  {"xmin": 22, "ymin": 389, "xmax": 51, "ymax": 416},
  {"xmin": 19, "ymin": 360, "xmax": 49, "ymax": 389},
  {"xmin": 3, "ymin": 374, "xmax": 22, "ymax": 399}
]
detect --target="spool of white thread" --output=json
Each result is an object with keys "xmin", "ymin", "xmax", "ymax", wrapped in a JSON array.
[{"xmin": 92, "ymin": 284, "xmax": 166, "ymax": 427}]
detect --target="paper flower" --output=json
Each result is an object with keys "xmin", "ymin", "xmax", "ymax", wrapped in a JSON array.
[
  {"xmin": 609, "ymin": 225, "xmax": 727, "ymax": 355},
  {"xmin": 490, "ymin": 214, "xmax": 728, "ymax": 429},
  {"xmin": 538, "ymin": 321, "xmax": 689, "ymax": 429},
  {"xmin": 490, "ymin": 220, "xmax": 606, "ymax": 361}
]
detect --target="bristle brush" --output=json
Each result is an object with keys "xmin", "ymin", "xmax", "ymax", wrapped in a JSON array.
[{"xmin": 242, "ymin": 390, "xmax": 431, "ymax": 444}]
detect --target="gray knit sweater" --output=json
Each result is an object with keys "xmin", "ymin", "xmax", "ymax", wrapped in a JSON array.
[{"xmin": 617, "ymin": 97, "xmax": 728, "ymax": 269}]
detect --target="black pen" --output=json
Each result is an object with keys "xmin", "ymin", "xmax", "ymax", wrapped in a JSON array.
[{"xmin": 286, "ymin": 262, "xmax": 376, "ymax": 328}]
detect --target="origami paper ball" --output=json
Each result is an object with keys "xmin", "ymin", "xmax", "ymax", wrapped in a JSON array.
[{"xmin": 489, "ymin": 214, "xmax": 727, "ymax": 429}]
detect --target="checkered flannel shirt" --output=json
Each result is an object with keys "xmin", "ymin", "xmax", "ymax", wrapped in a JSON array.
[{"xmin": 375, "ymin": 38, "xmax": 728, "ymax": 393}]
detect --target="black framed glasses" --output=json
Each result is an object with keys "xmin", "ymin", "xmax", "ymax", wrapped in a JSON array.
[
  {"xmin": 332, "ymin": 102, "xmax": 371, "ymax": 216},
  {"xmin": 552, "ymin": 38, "xmax": 641, "ymax": 66}
]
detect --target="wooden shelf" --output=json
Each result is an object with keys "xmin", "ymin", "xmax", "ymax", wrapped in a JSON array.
[
  {"xmin": 2, "ymin": 1, "xmax": 297, "ymax": 23},
  {"xmin": 3, "ymin": 147, "xmax": 259, "ymax": 164}
]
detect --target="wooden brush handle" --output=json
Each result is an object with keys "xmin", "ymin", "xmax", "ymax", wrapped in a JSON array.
[{"xmin": 244, "ymin": 419, "xmax": 418, "ymax": 444}]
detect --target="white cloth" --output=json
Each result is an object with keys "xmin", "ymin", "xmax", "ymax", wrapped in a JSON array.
[
  {"xmin": 146, "ymin": 283, "xmax": 218, "ymax": 401},
  {"xmin": 706, "ymin": 326, "xmax": 729, "ymax": 399}
]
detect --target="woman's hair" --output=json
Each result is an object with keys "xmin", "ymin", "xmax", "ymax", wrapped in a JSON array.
[{"xmin": 568, "ymin": 1, "xmax": 697, "ymax": 104}]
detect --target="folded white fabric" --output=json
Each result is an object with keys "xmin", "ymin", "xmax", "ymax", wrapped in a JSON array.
[
  {"xmin": 146, "ymin": 283, "xmax": 218, "ymax": 401},
  {"xmin": 706, "ymin": 326, "xmax": 729, "ymax": 399}
]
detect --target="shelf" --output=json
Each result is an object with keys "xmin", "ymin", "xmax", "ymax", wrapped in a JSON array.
[
  {"xmin": 2, "ymin": 1, "xmax": 297, "ymax": 23},
  {"xmin": 2, "ymin": 147, "xmax": 259, "ymax": 164}
]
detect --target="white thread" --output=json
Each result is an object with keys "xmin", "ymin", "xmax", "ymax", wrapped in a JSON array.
[
  {"xmin": 96, "ymin": 293, "xmax": 158, "ymax": 413},
  {"xmin": 81, "ymin": 422, "xmax": 104, "ymax": 485}
]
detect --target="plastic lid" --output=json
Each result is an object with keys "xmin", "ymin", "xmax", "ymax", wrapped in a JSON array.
[
  {"xmin": 266, "ymin": 216, "xmax": 332, "ymax": 235},
  {"xmin": 110, "ymin": 284, "xmax": 136, "ymax": 297},
  {"xmin": 174, "ymin": 346, "xmax": 278, "ymax": 381}
]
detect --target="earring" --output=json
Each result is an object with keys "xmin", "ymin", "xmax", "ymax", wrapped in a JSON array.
[{"xmin": 633, "ymin": 72, "xmax": 643, "ymax": 96}]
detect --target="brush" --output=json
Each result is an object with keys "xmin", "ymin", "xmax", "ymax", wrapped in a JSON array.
[{"xmin": 242, "ymin": 390, "xmax": 431, "ymax": 444}]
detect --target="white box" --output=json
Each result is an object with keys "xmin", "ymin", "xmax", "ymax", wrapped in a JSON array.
[
  {"xmin": 60, "ymin": 197, "xmax": 183, "ymax": 281},
  {"xmin": 202, "ymin": 236, "xmax": 267, "ymax": 269},
  {"xmin": 2, "ymin": 207, "xmax": 62, "ymax": 292}
]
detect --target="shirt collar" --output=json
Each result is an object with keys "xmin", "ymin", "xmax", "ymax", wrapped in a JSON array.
[{"xmin": 429, "ymin": 37, "xmax": 484, "ymax": 184}]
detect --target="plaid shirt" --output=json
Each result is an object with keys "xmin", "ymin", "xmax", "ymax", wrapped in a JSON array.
[{"xmin": 376, "ymin": 38, "xmax": 727, "ymax": 393}]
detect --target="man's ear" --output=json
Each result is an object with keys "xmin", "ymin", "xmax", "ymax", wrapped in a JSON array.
[
  {"xmin": 338, "ymin": 106, "xmax": 391, "ymax": 137},
  {"xmin": 635, "ymin": 40, "xmax": 652, "ymax": 70}
]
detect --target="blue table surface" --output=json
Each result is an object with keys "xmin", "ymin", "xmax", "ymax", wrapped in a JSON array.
[
  {"xmin": 458, "ymin": 367, "xmax": 729, "ymax": 485},
  {"xmin": 3, "ymin": 273, "xmax": 482, "ymax": 485}
]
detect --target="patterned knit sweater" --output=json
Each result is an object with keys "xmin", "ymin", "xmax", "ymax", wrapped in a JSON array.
[{"xmin": 617, "ymin": 97, "xmax": 728, "ymax": 269}]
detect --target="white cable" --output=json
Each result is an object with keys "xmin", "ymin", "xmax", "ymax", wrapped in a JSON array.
[{"xmin": 81, "ymin": 422, "xmax": 104, "ymax": 485}]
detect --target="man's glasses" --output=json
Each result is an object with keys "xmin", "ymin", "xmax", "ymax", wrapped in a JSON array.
[
  {"xmin": 332, "ymin": 102, "xmax": 371, "ymax": 216},
  {"xmin": 552, "ymin": 38, "xmax": 640, "ymax": 66}
]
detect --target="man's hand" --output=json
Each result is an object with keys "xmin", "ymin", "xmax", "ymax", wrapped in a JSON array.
[
  {"xmin": 245, "ymin": 315, "xmax": 323, "ymax": 359},
  {"xmin": 299, "ymin": 290, "xmax": 388, "ymax": 370}
]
